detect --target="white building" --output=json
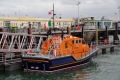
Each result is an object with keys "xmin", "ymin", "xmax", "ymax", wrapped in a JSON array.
[{"xmin": 0, "ymin": 17, "xmax": 73, "ymax": 29}]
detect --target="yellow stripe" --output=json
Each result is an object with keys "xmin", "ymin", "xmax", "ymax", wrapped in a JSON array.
[
  {"xmin": 23, "ymin": 59, "xmax": 49, "ymax": 63},
  {"xmin": 50, "ymin": 55, "xmax": 91, "ymax": 68}
]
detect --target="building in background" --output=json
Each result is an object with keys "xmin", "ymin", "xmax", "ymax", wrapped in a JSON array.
[
  {"xmin": 0, "ymin": 17, "xmax": 73, "ymax": 29},
  {"xmin": 0, "ymin": 16, "xmax": 118, "ymax": 30}
]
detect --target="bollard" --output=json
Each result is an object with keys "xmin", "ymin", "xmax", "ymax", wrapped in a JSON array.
[
  {"xmin": 28, "ymin": 28, "xmax": 32, "ymax": 43},
  {"xmin": 102, "ymin": 48, "xmax": 106, "ymax": 54},
  {"xmin": 110, "ymin": 47, "xmax": 114, "ymax": 52}
]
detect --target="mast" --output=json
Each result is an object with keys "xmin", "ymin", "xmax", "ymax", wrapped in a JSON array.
[{"xmin": 53, "ymin": 3, "xmax": 55, "ymax": 28}]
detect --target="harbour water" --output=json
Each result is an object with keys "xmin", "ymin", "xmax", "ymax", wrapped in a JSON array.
[{"xmin": 0, "ymin": 48, "xmax": 120, "ymax": 80}]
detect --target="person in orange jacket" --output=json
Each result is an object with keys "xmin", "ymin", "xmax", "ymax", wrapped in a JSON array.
[{"xmin": 104, "ymin": 39, "xmax": 108, "ymax": 45}]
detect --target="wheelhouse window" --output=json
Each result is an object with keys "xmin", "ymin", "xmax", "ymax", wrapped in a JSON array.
[
  {"xmin": 65, "ymin": 42, "xmax": 68, "ymax": 48},
  {"xmin": 72, "ymin": 40, "xmax": 74, "ymax": 44},
  {"xmin": 79, "ymin": 40, "xmax": 81, "ymax": 43},
  {"xmin": 76, "ymin": 40, "xmax": 78, "ymax": 43},
  {"xmin": 82, "ymin": 40, "xmax": 85, "ymax": 44}
]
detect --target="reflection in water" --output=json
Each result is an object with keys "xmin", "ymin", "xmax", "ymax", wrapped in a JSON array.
[{"xmin": 0, "ymin": 61, "xmax": 98, "ymax": 80}]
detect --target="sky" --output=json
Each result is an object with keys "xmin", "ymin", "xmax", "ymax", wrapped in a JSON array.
[{"xmin": 0, "ymin": 0, "xmax": 120, "ymax": 20}]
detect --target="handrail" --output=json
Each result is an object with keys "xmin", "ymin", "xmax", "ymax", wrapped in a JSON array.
[{"xmin": 91, "ymin": 40, "xmax": 120, "ymax": 46}]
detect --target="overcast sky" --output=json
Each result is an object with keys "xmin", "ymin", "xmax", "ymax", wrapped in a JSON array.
[{"xmin": 0, "ymin": 0, "xmax": 120, "ymax": 20}]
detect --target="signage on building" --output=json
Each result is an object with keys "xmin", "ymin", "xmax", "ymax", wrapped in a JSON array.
[
  {"xmin": 118, "ymin": 21, "xmax": 120, "ymax": 28},
  {"xmin": 109, "ymin": 35, "xmax": 113, "ymax": 43}
]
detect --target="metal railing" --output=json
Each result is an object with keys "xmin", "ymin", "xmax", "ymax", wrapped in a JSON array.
[
  {"xmin": 0, "ymin": 52, "xmax": 21, "ymax": 65},
  {"xmin": 2, "ymin": 27, "xmax": 82, "ymax": 33},
  {"xmin": 1, "ymin": 27, "xmax": 117, "ymax": 34},
  {"xmin": 91, "ymin": 40, "xmax": 120, "ymax": 46},
  {"xmin": 22, "ymin": 44, "xmax": 98, "ymax": 60}
]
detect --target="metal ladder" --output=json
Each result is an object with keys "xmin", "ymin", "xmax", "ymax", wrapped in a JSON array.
[{"xmin": 46, "ymin": 39, "xmax": 55, "ymax": 55}]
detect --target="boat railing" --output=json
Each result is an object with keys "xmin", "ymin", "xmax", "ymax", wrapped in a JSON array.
[
  {"xmin": 22, "ymin": 45, "xmax": 98, "ymax": 59},
  {"xmin": 45, "ymin": 46, "xmax": 98, "ymax": 59},
  {"xmin": 34, "ymin": 48, "xmax": 72, "ymax": 59},
  {"xmin": 47, "ymin": 46, "xmax": 97, "ymax": 59},
  {"xmin": 48, "ymin": 48, "xmax": 72, "ymax": 58}
]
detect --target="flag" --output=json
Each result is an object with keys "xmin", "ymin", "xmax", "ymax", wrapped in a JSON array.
[
  {"xmin": 44, "ymin": 24, "xmax": 46, "ymax": 29},
  {"xmin": 48, "ymin": 20, "xmax": 52, "ymax": 27},
  {"xmin": 44, "ymin": 20, "xmax": 52, "ymax": 29},
  {"xmin": 48, "ymin": 11, "xmax": 52, "ymax": 15}
]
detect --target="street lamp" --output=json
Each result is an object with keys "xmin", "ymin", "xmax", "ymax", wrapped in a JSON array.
[
  {"xmin": 59, "ymin": 14, "xmax": 61, "ymax": 19},
  {"xmin": 118, "ymin": 6, "xmax": 120, "ymax": 21},
  {"xmin": 76, "ymin": 1, "xmax": 81, "ymax": 26},
  {"xmin": 115, "ymin": 13, "xmax": 117, "ymax": 20}
]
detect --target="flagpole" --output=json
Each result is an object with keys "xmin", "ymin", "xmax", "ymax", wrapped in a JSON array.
[
  {"xmin": 76, "ymin": 1, "xmax": 81, "ymax": 26},
  {"xmin": 53, "ymin": 3, "xmax": 54, "ymax": 28}
]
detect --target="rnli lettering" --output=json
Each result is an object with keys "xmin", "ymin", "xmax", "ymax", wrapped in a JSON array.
[
  {"xmin": 31, "ymin": 66, "xmax": 34, "ymax": 69},
  {"xmin": 35, "ymin": 67, "xmax": 39, "ymax": 69}
]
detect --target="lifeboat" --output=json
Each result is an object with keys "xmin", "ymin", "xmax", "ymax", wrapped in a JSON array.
[{"xmin": 21, "ymin": 28, "xmax": 99, "ymax": 74}]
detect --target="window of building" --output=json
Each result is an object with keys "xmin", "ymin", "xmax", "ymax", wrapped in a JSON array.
[
  {"xmin": 59, "ymin": 22, "xmax": 61, "ymax": 25},
  {"xmin": 95, "ymin": 22, "xmax": 96, "ymax": 26},
  {"xmin": 36, "ymin": 22, "xmax": 38, "ymax": 26},
  {"xmin": 38, "ymin": 22, "xmax": 41, "ymax": 27},
  {"xmin": 33, "ymin": 22, "xmax": 35, "ymax": 26}
]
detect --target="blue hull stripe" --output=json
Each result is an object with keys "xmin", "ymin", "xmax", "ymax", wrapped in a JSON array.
[{"xmin": 22, "ymin": 52, "xmax": 95, "ymax": 73}]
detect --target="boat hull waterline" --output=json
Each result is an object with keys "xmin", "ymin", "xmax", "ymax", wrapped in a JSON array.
[{"xmin": 22, "ymin": 50, "xmax": 98, "ymax": 74}]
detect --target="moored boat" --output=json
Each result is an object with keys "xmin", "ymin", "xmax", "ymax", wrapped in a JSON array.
[{"xmin": 21, "ymin": 29, "xmax": 99, "ymax": 74}]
